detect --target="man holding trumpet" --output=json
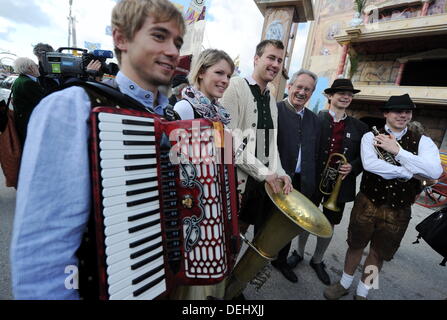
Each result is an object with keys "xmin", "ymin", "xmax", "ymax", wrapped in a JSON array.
[
  {"xmin": 287, "ymin": 79, "xmax": 368, "ymax": 285},
  {"xmin": 324, "ymin": 94, "xmax": 443, "ymax": 300}
]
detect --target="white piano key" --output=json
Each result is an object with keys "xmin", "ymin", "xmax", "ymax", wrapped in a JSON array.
[
  {"xmin": 101, "ymin": 158, "xmax": 157, "ymax": 170},
  {"xmin": 109, "ymin": 268, "xmax": 165, "ymax": 300},
  {"xmin": 100, "ymin": 141, "xmax": 156, "ymax": 151},
  {"xmin": 100, "ymin": 149, "xmax": 156, "ymax": 160},
  {"xmin": 108, "ymin": 256, "xmax": 164, "ymax": 291},
  {"xmin": 102, "ymin": 181, "xmax": 158, "ymax": 198},
  {"xmin": 106, "ymin": 236, "xmax": 162, "ymax": 268},
  {"xmin": 99, "ymin": 122, "xmax": 154, "ymax": 133},
  {"xmin": 101, "ymin": 167, "xmax": 157, "ymax": 179},
  {"xmin": 102, "ymin": 172, "xmax": 157, "ymax": 188},
  {"xmin": 102, "ymin": 190, "xmax": 159, "ymax": 208},
  {"xmin": 99, "ymin": 112, "xmax": 155, "ymax": 124},
  {"xmin": 105, "ymin": 230, "xmax": 162, "ymax": 256},
  {"xmin": 103, "ymin": 204, "xmax": 159, "ymax": 226},
  {"xmin": 105, "ymin": 223, "xmax": 161, "ymax": 247},
  {"xmin": 103, "ymin": 200, "xmax": 159, "ymax": 217},
  {"xmin": 100, "ymin": 131, "xmax": 156, "ymax": 142},
  {"xmin": 107, "ymin": 245, "xmax": 163, "ymax": 276},
  {"xmin": 104, "ymin": 214, "xmax": 160, "ymax": 237},
  {"xmin": 133, "ymin": 281, "xmax": 166, "ymax": 300},
  {"xmin": 103, "ymin": 201, "xmax": 159, "ymax": 218}
]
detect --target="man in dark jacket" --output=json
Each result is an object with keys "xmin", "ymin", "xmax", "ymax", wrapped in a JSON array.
[
  {"xmin": 168, "ymin": 74, "xmax": 189, "ymax": 105},
  {"xmin": 287, "ymin": 79, "xmax": 368, "ymax": 285},
  {"xmin": 33, "ymin": 43, "xmax": 60, "ymax": 96},
  {"xmin": 11, "ymin": 57, "xmax": 45, "ymax": 146},
  {"xmin": 272, "ymin": 69, "xmax": 321, "ymax": 283}
]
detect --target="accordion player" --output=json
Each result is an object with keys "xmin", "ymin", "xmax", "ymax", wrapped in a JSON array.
[{"xmin": 77, "ymin": 97, "xmax": 240, "ymax": 300}]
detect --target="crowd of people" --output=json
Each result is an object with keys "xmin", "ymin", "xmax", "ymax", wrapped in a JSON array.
[{"xmin": 3, "ymin": 0, "xmax": 444, "ymax": 300}]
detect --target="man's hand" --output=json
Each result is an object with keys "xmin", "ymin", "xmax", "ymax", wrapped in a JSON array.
[
  {"xmin": 265, "ymin": 173, "xmax": 280, "ymax": 194},
  {"xmin": 374, "ymin": 134, "xmax": 400, "ymax": 156},
  {"xmin": 278, "ymin": 175, "xmax": 293, "ymax": 195},
  {"xmin": 86, "ymin": 60, "xmax": 101, "ymax": 72},
  {"xmin": 338, "ymin": 163, "xmax": 352, "ymax": 180}
]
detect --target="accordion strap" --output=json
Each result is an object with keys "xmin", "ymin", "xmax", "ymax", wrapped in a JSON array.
[
  {"xmin": 61, "ymin": 80, "xmax": 180, "ymax": 121},
  {"xmin": 60, "ymin": 80, "xmax": 151, "ymax": 112}
]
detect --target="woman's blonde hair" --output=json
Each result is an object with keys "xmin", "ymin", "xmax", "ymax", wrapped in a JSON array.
[
  {"xmin": 112, "ymin": 0, "xmax": 185, "ymax": 63},
  {"xmin": 188, "ymin": 49, "xmax": 235, "ymax": 88}
]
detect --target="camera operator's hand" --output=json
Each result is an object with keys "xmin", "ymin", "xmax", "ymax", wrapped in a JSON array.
[{"xmin": 87, "ymin": 60, "xmax": 101, "ymax": 72}]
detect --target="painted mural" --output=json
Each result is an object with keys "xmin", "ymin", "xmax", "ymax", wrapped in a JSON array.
[{"xmin": 306, "ymin": 0, "xmax": 447, "ymax": 113}]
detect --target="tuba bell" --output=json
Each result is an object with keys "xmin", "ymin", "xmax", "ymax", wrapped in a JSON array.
[
  {"xmin": 224, "ymin": 180, "xmax": 333, "ymax": 300},
  {"xmin": 319, "ymin": 150, "xmax": 348, "ymax": 212}
]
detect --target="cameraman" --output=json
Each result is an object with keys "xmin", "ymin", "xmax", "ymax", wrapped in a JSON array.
[
  {"xmin": 33, "ymin": 42, "xmax": 104, "ymax": 92},
  {"xmin": 33, "ymin": 43, "xmax": 59, "ymax": 95}
]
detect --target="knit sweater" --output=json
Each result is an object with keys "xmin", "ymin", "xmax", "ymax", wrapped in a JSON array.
[{"xmin": 220, "ymin": 76, "xmax": 287, "ymax": 193}]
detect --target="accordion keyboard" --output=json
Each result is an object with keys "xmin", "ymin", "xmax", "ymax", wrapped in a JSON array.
[{"xmin": 97, "ymin": 112, "xmax": 167, "ymax": 300}]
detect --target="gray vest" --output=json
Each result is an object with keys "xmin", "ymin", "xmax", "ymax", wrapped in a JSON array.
[{"xmin": 277, "ymin": 100, "xmax": 320, "ymax": 198}]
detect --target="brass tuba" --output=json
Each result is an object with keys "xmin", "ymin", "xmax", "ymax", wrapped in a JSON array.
[
  {"xmin": 224, "ymin": 181, "xmax": 333, "ymax": 300},
  {"xmin": 319, "ymin": 150, "xmax": 348, "ymax": 212}
]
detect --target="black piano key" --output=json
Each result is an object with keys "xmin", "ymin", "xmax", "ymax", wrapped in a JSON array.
[
  {"xmin": 133, "ymin": 274, "xmax": 166, "ymax": 297},
  {"xmin": 127, "ymin": 195, "xmax": 159, "ymax": 207},
  {"xmin": 126, "ymin": 176, "xmax": 158, "ymax": 186},
  {"xmin": 123, "ymin": 140, "xmax": 156, "ymax": 146},
  {"xmin": 129, "ymin": 219, "xmax": 161, "ymax": 233},
  {"xmin": 127, "ymin": 185, "xmax": 159, "ymax": 196},
  {"xmin": 124, "ymin": 154, "xmax": 157, "ymax": 160},
  {"xmin": 122, "ymin": 119, "xmax": 154, "ymax": 127},
  {"xmin": 128, "ymin": 208, "xmax": 160, "ymax": 222},
  {"xmin": 129, "ymin": 232, "xmax": 162, "ymax": 249},
  {"xmin": 130, "ymin": 241, "xmax": 163, "ymax": 259},
  {"xmin": 132, "ymin": 264, "xmax": 165, "ymax": 286},
  {"xmin": 122, "ymin": 130, "xmax": 155, "ymax": 136},
  {"xmin": 131, "ymin": 251, "xmax": 164, "ymax": 270},
  {"xmin": 125, "ymin": 164, "xmax": 157, "ymax": 171}
]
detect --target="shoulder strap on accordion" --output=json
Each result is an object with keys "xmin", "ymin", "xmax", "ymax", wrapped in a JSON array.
[
  {"xmin": 60, "ymin": 80, "xmax": 150, "ymax": 113},
  {"xmin": 61, "ymin": 80, "xmax": 181, "ymax": 121}
]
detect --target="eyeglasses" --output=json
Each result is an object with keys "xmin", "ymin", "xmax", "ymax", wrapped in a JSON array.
[{"xmin": 293, "ymin": 85, "xmax": 313, "ymax": 93}]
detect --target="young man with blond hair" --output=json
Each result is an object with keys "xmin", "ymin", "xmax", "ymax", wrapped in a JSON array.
[
  {"xmin": 11, "ymin": 0, "xmax": 185, "ymax": 299},
  {"xmin": 221, "ymin": 40, "xmax": 292, "ymax": 236}
]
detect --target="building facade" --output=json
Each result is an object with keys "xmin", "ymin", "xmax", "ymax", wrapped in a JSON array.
[{"xmin": 302, "ymin": 0, "xmax": 447, "ymax": 148}]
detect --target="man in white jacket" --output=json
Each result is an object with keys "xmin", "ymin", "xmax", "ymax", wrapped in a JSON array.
[{"xmin": 220, "ymin": 40, "xmax": 293, "ymax": 288}]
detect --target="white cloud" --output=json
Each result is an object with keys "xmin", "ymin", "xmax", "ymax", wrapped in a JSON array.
[
  {"xmin": 0, "ymin": 0, "xmax": 309, "ymax": 77},
  {"xmin": 0, "ymin": 0, "xmax": 116, "ymax": 63},
  {"xmin": 204, "ymin": 0, "xmax": 310, "ymax": 80}
]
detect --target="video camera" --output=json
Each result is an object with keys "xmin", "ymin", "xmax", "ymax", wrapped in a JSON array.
[{"xmin": 42, "ymin": 47, "xmax": 118, "ymax": 79}]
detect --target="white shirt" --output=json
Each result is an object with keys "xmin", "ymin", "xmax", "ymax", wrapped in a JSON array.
[
  {"xmin": 361, "ymin": 126, "xmax": 443, "ymax": 180},
  {"xmin": 174, "ymin": 99, "xmax": 194, "ymax": 120}
]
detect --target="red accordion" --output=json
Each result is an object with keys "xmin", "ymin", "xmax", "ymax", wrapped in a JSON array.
[{"xmin": 85, "ymin": 106, "xmax": 239, "ymax": 300}]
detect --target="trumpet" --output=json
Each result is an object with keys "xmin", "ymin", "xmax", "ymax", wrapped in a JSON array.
[
  {"xmin": 319, "ymin": 149, "xmax": 348, "ymax": 212},
  {"xmin": 371, "ymin": 126, "xmax": 401, "ymax": 165}
]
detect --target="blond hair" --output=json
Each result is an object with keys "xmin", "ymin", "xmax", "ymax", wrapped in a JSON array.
[
  {"xmin": 188, "ymin": 49, "xmax": 235, "ymax": 88},
  {"xmin": 112, "ymin": 0, "xmax": 185, "ymax": 63}
]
